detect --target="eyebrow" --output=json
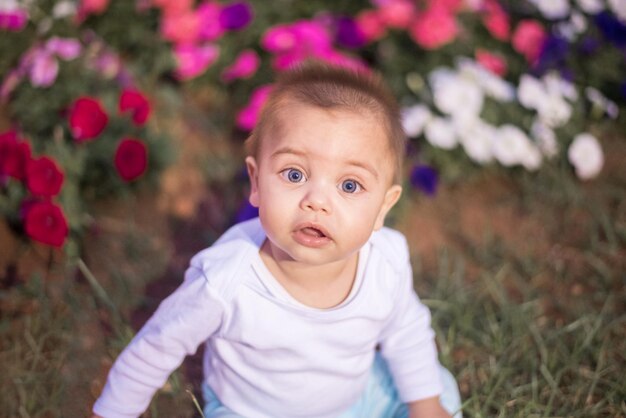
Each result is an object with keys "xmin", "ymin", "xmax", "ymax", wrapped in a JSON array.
[{"xmin": 270, "ymin": 146, "xmax": 379, "ymax": 179}]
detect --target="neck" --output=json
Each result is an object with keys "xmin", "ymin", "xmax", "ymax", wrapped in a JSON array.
[{"xmin": 259, "ymin": 240, "xmax": 359, "ymax": 308}]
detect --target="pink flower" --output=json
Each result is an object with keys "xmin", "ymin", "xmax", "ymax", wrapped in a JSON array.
[
  {"xmin": 160, "ymin": 10, "xmax": 201, "ymax": 44},
  {"xmin": 221, "ymin": 49, "xmax": 260, "ymax": 82},
  {"xmin": 236, "ymin": 85, "xmax": 273, "ymax": 131},
  {"xmin": 196, "ymin": 2, "xmax": 225, "ymax": 41},
  {"xmin": 425, "ymin": 0, "xmax": 463, "ymax": 13},
  {"xmin": 482, "ymin": 0, "xmax": 510, "ymax": 41},
  {"xmin": 378, "ymin": 0, "xmax": 415, "ymax": 29},
  {"xmin": 173, "ymin": 44, "xmax": 219, "ymax": 80},
  {"xmin": 0, "ymin": 8, "xmax": 28, "ymax": 31},
  {"xmin": 45, "ymin": 37, "xmax": 82, "ymax": 60},
  {"xmin": 356, "ymin": 10, "xmax": 386, "ymax": 43},
  {"xmin": 0, "ymin": 69, "xmax": 22, "ymax": 101},
  {"xmin": 153, "ymin": 0, "xmax": 194, "ymax": 17},
  {"xmin": 29, "ymin": 52, "xmax": 59, "ymax": 87},
  {"xmin": 512, "ymin": 20, "xmax": 547, "ymax": 65},
  {"xmin": 68, "ymin": 97, "xmax": 109, "ymax": 141},
  {"xmin": 409, "ymin": 5, "xmax": 459, "ymax": 50},
  {"xmin": 261, "ymin": 24, "xmax": 298, "ymax": 53},
  {"xmin": 475, "ymin": 49, "xmax": 507, "ymax": 76},
  {"xmin": 119, "ymin": 89, "xmax": 151, "ymax": 125},
  {"xmin": 262, "ymin": 20, "xmax": 335, "ymax": 71},
  {"xmin": 77, "ymin": 0, "xmax": 109, "ymax": 21}
]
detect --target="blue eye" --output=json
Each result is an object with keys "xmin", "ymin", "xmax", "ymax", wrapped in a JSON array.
[
  {"xmin": 283, "ymin": 168, "xmax": 305, "ymax": 183},
  {"xmin": 341, "ymin": 179, "xmax": 361, "ymax": 193}
]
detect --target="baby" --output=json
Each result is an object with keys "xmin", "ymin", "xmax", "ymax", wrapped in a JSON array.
[{"xmin": 92, "ymin": 62, "xmax": 462, "ymax": 418}]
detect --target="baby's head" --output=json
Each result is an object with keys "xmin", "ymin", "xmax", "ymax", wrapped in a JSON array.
[
  {"xmin": 246, "ymin": 61, "xmax": 405, "ymax": 185},
  {"xmin": 245, "ymin": 61, "xmax": 406, "ymax": 265}
]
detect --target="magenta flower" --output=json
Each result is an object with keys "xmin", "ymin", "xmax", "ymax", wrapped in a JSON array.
[
  {"xmin": 219, "ymin": 1, "xmax": 253, "ymax": 31},
  {"xmin": 197, "ymin": 2, "xmax": 225, "ymax": 41},
  {"xmin": 236, "ymin": 84, "xmax": 273, "ymax": 131},
  {"xmin": 0, "ymin": 8, "xmax": 28, "ymax": 32},
  {"xmin": 221, "ymin": 49, "xmax": 260, "ymax": 82},
  {"xmin": 173, "ymin": 43, "xmax": 220, "ymax": 80}
]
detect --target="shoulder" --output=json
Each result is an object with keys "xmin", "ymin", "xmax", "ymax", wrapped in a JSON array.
[
  {"xmin": 187, "ymin": 218, "xmax": 263, "ymax": 301},
  {"xmin": 368, "ymin": 227, "xmax": 410, "ymax": 272}
]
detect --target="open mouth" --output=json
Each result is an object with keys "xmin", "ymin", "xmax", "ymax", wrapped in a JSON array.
[
  {"xmin": 293, "ymin": 223, "xmax": 331, "ymax": 247},
  {"xmin": 301, "ymin": 227, "xmax": 326, "ymax": 238}
]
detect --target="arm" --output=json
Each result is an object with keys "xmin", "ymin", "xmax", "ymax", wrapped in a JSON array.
[
  {"xmin": 378, "ymin": 259, "xmax": 444, "ymax": 408},
  {"xmin": 92, "ymin": 268, "xmax": 225, "ymax": 418},
  {"xmin": 408, "ymin": 397, "xmax": 452, "ymax": 418}
]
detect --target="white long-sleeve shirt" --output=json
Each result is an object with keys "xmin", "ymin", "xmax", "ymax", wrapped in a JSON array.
[{"xmin": 93, "ymin": 218, "xmax": 442, "ymax": 418}]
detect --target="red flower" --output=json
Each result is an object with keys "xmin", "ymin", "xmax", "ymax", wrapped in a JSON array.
[
  {"xmin": 23, "ymin": 200, "xmax": 69, "ymax": 247},
  {"xmin": 26, "ymin": 156, "xmax": 64, "ymax": 197},
  {"xmin": 0, "ymin": 130, "xmax": 32, "ymax": 180},
  {"xmin": 119, "ymin": 89, "xmax": 151, "ymax": 126},
  {"xmin": 114, "ymin": 138, "xmax": 148, "ymax": 181},
  {"xmin": 68, "ymin": 96, "xmax": 108, "ymax": 141}
]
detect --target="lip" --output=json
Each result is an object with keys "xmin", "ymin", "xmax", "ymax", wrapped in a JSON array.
[{"xmin": 292, "ymin": 222, "xmax": 332, "ymax": 248}]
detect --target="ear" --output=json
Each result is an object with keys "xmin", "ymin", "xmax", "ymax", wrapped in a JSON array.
[
  {"xmin": 374, "ymin": 184, "xmax": 402, "ymax": 230},
  {"xmin": 245, "ymin": 156, "xmax": 260, "ymax": 208}
]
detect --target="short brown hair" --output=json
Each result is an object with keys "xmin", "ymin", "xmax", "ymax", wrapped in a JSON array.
[{"xmin": 245, "ymin": 61, "xmax": 406, "ymax": 184}]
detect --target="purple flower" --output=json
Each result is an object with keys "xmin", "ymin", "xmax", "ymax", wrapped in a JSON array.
[
  {"xmin": 594, "ymin": 11, "xmax": 626, "ymax": 47},
  {"xmin": 219, "ymin": 1, "xmax": 253, "ymax": 31},
  {"xmin": 410, "ymin": 165, "xmax": 438, "ymax": 196},
  {"xmin": 578, "ymin": 36, "xmax": 601, "ymax": 55},
  {"xmin": 535, "ymin": 34, "xmax": 569, "ymax": 75},
  {"xmin": 335, "ymin": 16, "xmax": 367, "ymax": 49}
]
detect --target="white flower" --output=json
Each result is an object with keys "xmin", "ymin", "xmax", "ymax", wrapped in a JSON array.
[
  {"xmin": 576, "ymin": 0, "xmax": 604, "ymax": 14},
  {"xmin": 493, "ymin": 124, "xmax": 536, "ymax": 167},
  {"xmin": 402, "ymin": 104, "xmax": 432, "ymax": 137},
  {"xmin": 537, "ymin": 94, "xmax": 573, "ymax": 128},
  {"xmin": 456, "ymin": 118, "xmax": 496, "ymax": 164},
  {"xmin": 544, "ymin": 72, "xmax": 578, "ymax": 101},
  {"xmin": 458, "ymin": 58, "xmax": 515, "ymax": 102},
  {"xmin": 52, "ymin": 1, "xmax": 76, "ymax": 19},
  {"xmin": 520, "ymin": 142, "xmax": 543, "ymax": 171},
  {"xmin": 568, "ymin": 133, "xmax": 604, "ymax": 179},
  {"xmin": 529, "ymin": 0, "xmax": 571, "ymax": 19},
  {"xmin": 425, "ymin": 117, "xmax": 458, "ymax": 150},
  {"xmin": 518, "ymin": 74, "xmax": 547, "ymax": 110},
  {"xmin": 531, "ymin": 119, "xmax": 559, "ymax": 158},
  {"xmin": 608, "ymin": 0, "xmax": 626, "ymax": 22},
  {"xmin": 430, "ymin": 68, "xmax": 484, "ymax": 118}
]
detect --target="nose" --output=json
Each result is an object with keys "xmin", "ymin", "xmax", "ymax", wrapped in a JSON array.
[{"xmin": 300, "ymin": 185, "xmax": 332, "ymax": 214}]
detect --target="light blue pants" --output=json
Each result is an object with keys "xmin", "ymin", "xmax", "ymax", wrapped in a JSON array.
[{"xmin": 202, "ymin": 355, "xmax": 463, "ymax": 418}]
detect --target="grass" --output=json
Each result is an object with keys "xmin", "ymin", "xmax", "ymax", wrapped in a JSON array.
[{"xmin": 1, "ymin": 153, "xmax": 625, "ymax": 417}]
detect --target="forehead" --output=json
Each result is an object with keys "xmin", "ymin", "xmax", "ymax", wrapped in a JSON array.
[{"xmin": 261, "ymin": 103, "xmax": 394, "ymax": 173}]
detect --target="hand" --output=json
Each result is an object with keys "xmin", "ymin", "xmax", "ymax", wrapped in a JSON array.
[{"xmin": 408, "ymin": 396, "xmax": 452, "ymax": 418}]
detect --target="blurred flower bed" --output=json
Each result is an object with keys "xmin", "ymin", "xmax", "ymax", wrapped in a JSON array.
[{"xmin": 1, "ymin": 0, "xmax": 625, "ymax": 251}]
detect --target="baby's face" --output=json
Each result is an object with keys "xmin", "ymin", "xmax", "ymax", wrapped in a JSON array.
[{"xmin": 246, "ymin": 103, "xmax": 402, "ymax": 267}]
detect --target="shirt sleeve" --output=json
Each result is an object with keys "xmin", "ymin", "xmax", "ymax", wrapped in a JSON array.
[
  {"xmin": 92, "ymin": 267, "xmax": 226, "ymax": 418},
  {"xmin": 378, "ymin": 261, "xmax": 443, "ymax": 403}
]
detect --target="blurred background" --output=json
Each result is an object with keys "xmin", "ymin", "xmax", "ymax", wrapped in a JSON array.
[{"xmin": 0, "ymin": 0, "xmax": 624, "ymax": 416}]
